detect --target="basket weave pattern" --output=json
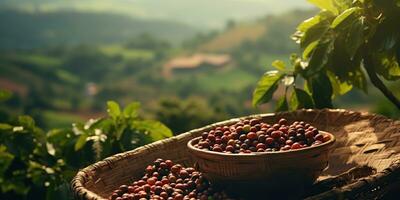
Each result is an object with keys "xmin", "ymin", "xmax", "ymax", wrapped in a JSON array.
[{"xmin": 71, "ymin": 109, "xmax": 400, "ymax": 200}]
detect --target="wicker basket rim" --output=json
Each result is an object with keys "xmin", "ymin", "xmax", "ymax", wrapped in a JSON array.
[{"xmin": 187, "ymin": 131, "xmax": 336, "ymax": 156}]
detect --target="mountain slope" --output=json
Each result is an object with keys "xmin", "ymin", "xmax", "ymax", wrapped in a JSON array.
[
  {"xmin": 197, "ymin": 9, "xmax": 317, "ymax": 53},
  {"xmin": 0, "ymin": 0, "xmax": 312, "ymax": 29},
  {"xmin": 0, "ymin": 10, "xmax": 198, "ymax": 49}
]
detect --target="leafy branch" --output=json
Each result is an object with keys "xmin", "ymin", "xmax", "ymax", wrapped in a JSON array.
[
  {"xmin": 0, "ymin": 100, "xmax": 172, "ymax": 199},
  {"xmin": 253, "ymin": 0, "xmax": 400, "ymax": 110}
]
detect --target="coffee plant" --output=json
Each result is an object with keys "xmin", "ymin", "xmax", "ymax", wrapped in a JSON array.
[
  {"xmin": 0, "ymin": 93, "xmax": 172, "ymax": 200},
  {"xmin": 253, "ymin": 0, "xmax": 400, "ymax": 110}
]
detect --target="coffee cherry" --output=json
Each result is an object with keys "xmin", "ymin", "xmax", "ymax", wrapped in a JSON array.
[
  {"xmin": 314, "ymin": 133, "xmax": 324, "ymax": 141},
  {"xmin": 249, "ymin": 119, "xmax": 259, "ymax": 126},
  {"xmin": 305, "ymin": 131, "xmax": 314, "ymax": 139},
  {"xmin": 249, "ymin": 146, "xmax": 256, "ymax": 152},
  {"xmin": 147, "ymin": 177, "xmax": 156, "ymax": 185},
  {"xmin": 247, "ymin": 132, "xmax": 257, "ymax": 140},
  {"xmin": 291, "ymin": 142, "xmax": 302, "ymax": 149},
  {"xmin": 258, "ymin": 134, "xmax": 266, "ymax": 143},
  {"xmin": 281, "ymin": 145, "xmax": 291, "ymax": 151},
  {"xmin": 227, "ymin": 139, "xmax": 235, "ymax": 146},
  {"xmin": 285, "ymin": 139, "xmax": 294, "ymax": 146},
  {"xmin": 271, "ymin": 131, "xmax": 282, "ymax": 139},
  {"xmin": 171, "ymin": 165, "xmax": 181, "ymax": 174},
  {"xmin": 235, "ymin": 126, "xmax": 244, "ymax": 134},
  {"xmin": 207, "ymin": 135, "xmax": 215, "ymax": 142},
  {"xmin": 256, "ymin": 143, "xmax": 266, "ymax": 150},
  {"xmin": 249, "ymin": 127, "xmax": 257, "ymax": 132},
  {"xmin": 220, "ymin": 135, "xmax": 229, "ymax": 143},
  {"xmin": 279, "ymin": 118, "xmax": 287, "ymax": 125},
  {"xmin": 238, "ymin": 134, "xmax": 247, "ymax": 141},
  {"xmin": 265, "ymin": 137, "xmax": 274, "ymax": 145},
  {"xmin": 212, "ymin": 145, "xmax": 222, "ymax": 152},
  {"xmin": 225, "ymin": 146, "xmax": 234, "ymax": 153},
  {"xmin": 160, "ymin": 162, "xmax": 168, "ymax": 169},
  {"xmin": 243, "ymin": 124, "xmax": 251, "ymax": 133},
  {"xmin": 230, "ymin": 132, "xmax": 238, "ymax": 139}
]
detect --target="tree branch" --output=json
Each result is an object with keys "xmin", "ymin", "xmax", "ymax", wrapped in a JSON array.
[{"xmin": 363, "ymin": 55, "xmax": 400, "ymax": 110}]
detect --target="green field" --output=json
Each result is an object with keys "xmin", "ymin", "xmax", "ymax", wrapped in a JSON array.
[
  {"xmin": 100, "ymin": 45, "xmax": 154, "ymax": 60},
  {"xmin": 42, "ymin": 110, "xmax": 85, "ymax": 129},
  {"xmin": 196, "ymin": 68, "xmax": 257, "ymax": 92}
]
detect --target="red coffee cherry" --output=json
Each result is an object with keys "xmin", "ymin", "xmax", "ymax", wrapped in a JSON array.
[{"xmin": 247, "ymin": 132, "xmax": 257, "ymax": 140}]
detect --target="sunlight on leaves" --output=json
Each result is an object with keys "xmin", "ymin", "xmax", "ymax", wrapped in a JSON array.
[{"xmin": 252, "ymin": 71, "xmax": 284, "ymax": 106}]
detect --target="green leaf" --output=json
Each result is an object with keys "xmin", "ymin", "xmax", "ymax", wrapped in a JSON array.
[
  {"xmin": 107, "ymin": 101, "xmax": 121, "ymax": 119},
  {"xmin": 252, "ymin": 71, "xmax": 284, "ymax": 106},
  {"xmin": 396, "ymin": 45, "xmax": 400, "ymax": 64},
  {"xmin": 334, "ymin": 0, "xmax": 353, "ymax": 11},
  {"xmin": 132, "ymin": 120, "xmax": 173, "ymax": 141},
  {"xmin": 345, "ymin": 17, "xmax": 365, "ymax": 58},
  {"xmin": 0, "ymin": 89, "xmax": 12, "ymax": 102},
  {"xmin": 297, "ymin": 15, "xmax": 321, "ymax": 32},
  {"xmin": 331, "ymin": 7, "xmax": 361, "ymax": 29},
  {"xmin": 299, "ymin": 15, "xmax": 331, "ymax": 49},
  {"xmin": 123, "ymin": 102, "xmax": 141, "ymax": 118},
  {"xmin": 349, "ymin": 69, "xmax": 368, "ymax": 93},
  {"xmin": 275, "ymin": 95, "xmax": 288, "ymax": 112},
  {"xmin": 289, "ymin": 88, "xmax": 315, "ymax": 110},
  {"xmin": 381, "ymin": 32, "xmax": 398, "ymax": 51},
  {"xmin": 308, "ymin": 0, "xmax": 339, "ymax": 14},
  {"xmin": 303, "ymin": 40, "xmax": 319, "ymax": 59},
  {"xmin": 373, "ymin": 52, "xmax": 400, "ymax": 80},
  {"xmin": 115, "ymin": 123, "xmax": 127, "ymax": 140},
  {"xmin": 0, "ymin": 145, "xmax": 14, "ymax": 174},
  {"xmin": 327, "ymin": 71, "xmax": 353, "ymax": 98},
  {"xmin": 304, "ymin": 80, "xmax": 312, "ymax": 94},
  {"xmin": 304, "ymin": 33, "xmax": 335, "ymax": 77},
  {"xmin": 272, "ymin": 60, "xmax": 286, "ymax": 71},
  {"xmin": 18, "ymin": 115, "xmax": 35, "ymax": 129},
  {"xmin": 309, "ymin": 73, "xmax": 333, "ymax": 108},
  {"xmin": 0, "ymin": 123, "xmax": 13, "ymax": 131},
  {"xmin": 74, "ymin": 134, "xmax": 88, "ymax": 151}
]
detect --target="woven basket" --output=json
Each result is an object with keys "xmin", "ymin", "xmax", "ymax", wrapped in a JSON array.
[
  {"xmin": 187, "ymin": 131, "xmax": 335, "ymax": 194},
  {"xmin": 71, "ymin": 109, "xmax": 400, "ymax": 200}
]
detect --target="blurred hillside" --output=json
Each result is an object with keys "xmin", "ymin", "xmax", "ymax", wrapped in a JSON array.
[
  {"xmin": 1, "ymin": 5, "xmax": 398, "ymax": 135},
  {"xmin": 0, "ymin": 10, "xmax": 197, "ymax": 49},
  {"xmin": 0, "ymin": 0, "xmax": 312, "ymax": 29}
]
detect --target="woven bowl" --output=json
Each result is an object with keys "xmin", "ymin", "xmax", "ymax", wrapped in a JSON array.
[{"xmin": 187, "ymin": 131, "xmax": 335, "ymax": 194}]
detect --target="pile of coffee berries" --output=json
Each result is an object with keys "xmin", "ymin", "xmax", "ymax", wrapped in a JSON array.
[
  {"xmin": 193, "ymin": 118, "xmax": 331, "ymax": 153},
  {"xmin": 109, "ymin": 158, "xmax": 234, "ymax": 200}
]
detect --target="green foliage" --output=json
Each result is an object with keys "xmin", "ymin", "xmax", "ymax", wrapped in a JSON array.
[
  {"xmin": 254, "ymin": 0, "xmax": 400, "ymax": 110},
  {"xmin": 0, "ymin": 100, "xmax": 172, "ymax": 199},
  {"xmin": 155, "ymin": 98, "xmax": 227, "ymax": 134},
  {"xmin": 0, "ymin": 90, "xmax": 12, "ymax": 102},
  {"xmin": 289, "ymin": 88, "xmax": 315, "ymax": 110},
  {"xmin": 252, "ymin": 71, "xmax": 284, "ymax": 106}
]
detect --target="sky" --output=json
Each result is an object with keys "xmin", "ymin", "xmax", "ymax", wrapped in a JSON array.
[{"xmin": 0, "ymin": 0, "xmax": 313, "ymax": 29}]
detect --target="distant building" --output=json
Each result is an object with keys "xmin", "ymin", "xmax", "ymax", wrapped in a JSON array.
[
  {"xmin": 164, "ymin": 53, "xmax": 231, "ymax": 76},
  {"xmin": 85, "ymin": 82, "xmax": 98, "ymax": 96}
]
